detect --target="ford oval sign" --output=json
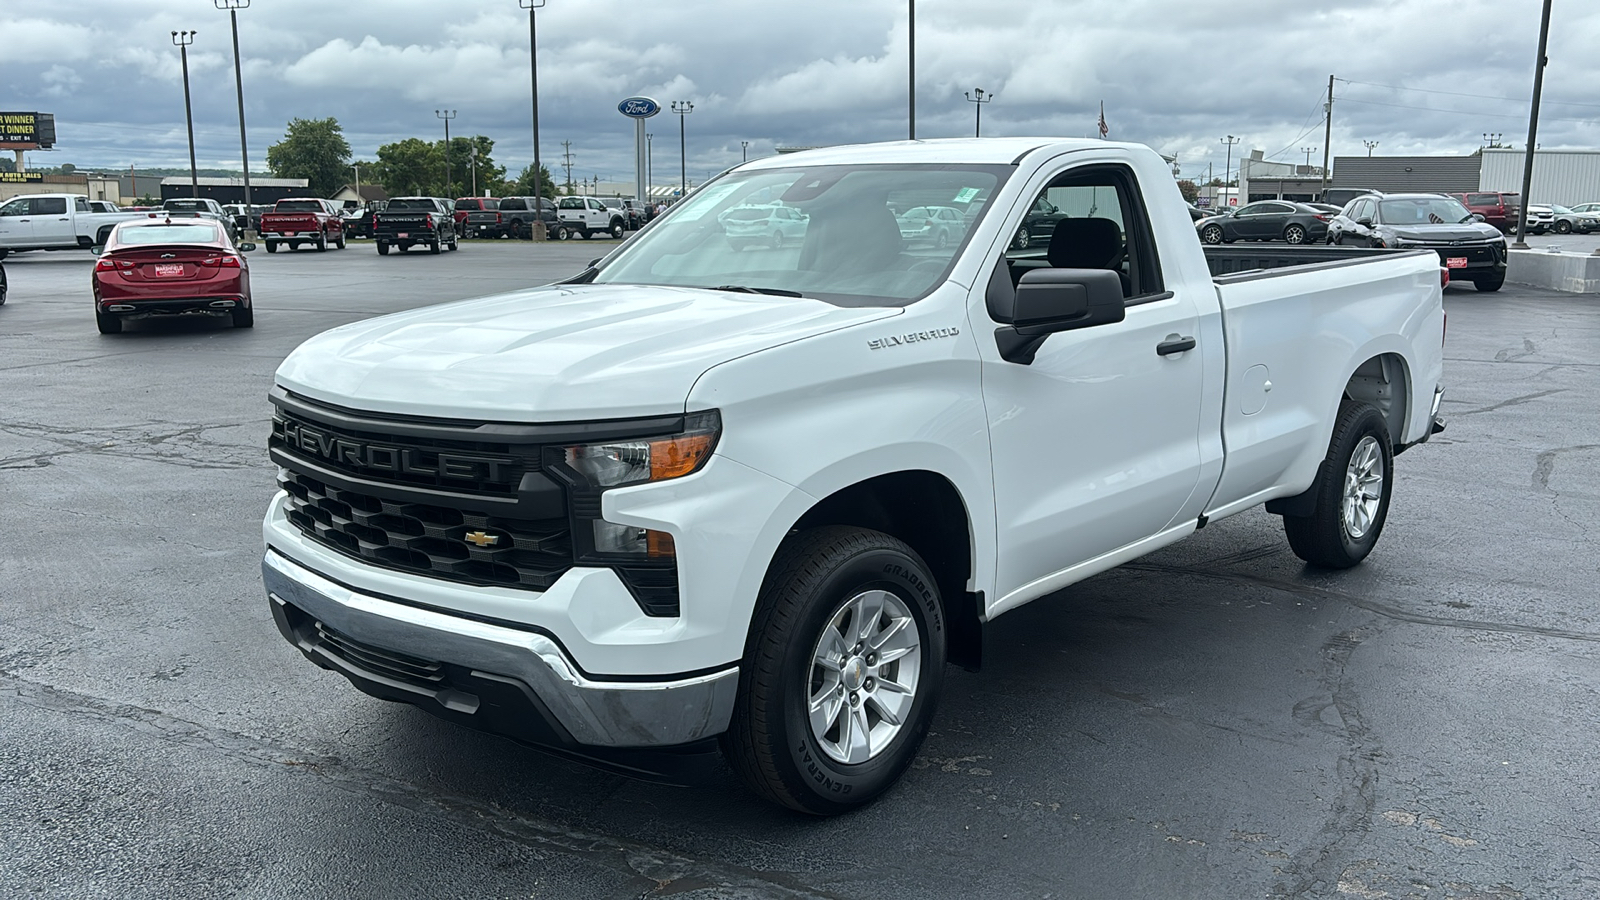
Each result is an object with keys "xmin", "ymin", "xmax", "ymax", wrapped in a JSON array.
[{"xmin": 618, "ymin": 97, "xmax": 661, "ymax": 119}]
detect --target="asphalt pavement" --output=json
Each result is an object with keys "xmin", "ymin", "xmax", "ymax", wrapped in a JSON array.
[{"xmin": 2, "ymin": 239, "xmax": 1598, "ymax": 899}]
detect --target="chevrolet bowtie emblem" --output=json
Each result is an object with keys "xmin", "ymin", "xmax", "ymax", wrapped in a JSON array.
[{"xmin": 464, "ymin": 531, "xmax": 500, "ymax": 547}]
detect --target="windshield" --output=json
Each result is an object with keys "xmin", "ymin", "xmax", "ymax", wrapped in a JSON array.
[
  {"xmin": 591, "ymin": 164, "xmax": 1008, "ymax": 306},
  {"xmin": 1379, "ymin": 197, "xmax": 1473, "ymax": 225},
  {"xmin": 276, "ymin": 200, "xmax": 322, "ymax": 212},
  {"xmin": 164, "ymin": 200, "xmax": 208, "ymax": 211},
  {"xmin": 387, "ymin": 199, "xmax": 435, "ymax": 210},
  {"xmin": 116, "ymin": 224, "xmax": 219, "ymax": 244},
  {"xmin": 1550, "ymin": 205, "xmax": 1573, "ymax": 214}
]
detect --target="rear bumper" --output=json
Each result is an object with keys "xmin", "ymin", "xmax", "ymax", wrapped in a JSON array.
[
  {"xmin": 99, "ymin": 295, "xmax": 248, "ymax": 315},
  {"xmin": 262, "ymin": 549, "xmax": 739, "ymax": 750}
]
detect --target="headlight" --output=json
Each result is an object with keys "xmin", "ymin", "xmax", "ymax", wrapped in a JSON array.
[{"xmin": 561, "ymin": 410, "xmax": 720, "ymax": 488}]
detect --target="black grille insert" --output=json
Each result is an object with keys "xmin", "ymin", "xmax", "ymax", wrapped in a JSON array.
[
  {"xmin": 271, "ymin": 409, "xmax": 532, "ymax": 497},
  {"xmin": 282, "ymin": 470, "xmax": 572, "ymax": 590}
]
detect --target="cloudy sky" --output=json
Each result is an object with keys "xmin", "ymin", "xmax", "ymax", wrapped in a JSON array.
[{"xmin": 5, "ymin": 0, "xmax": 1598, "ymax": 188}]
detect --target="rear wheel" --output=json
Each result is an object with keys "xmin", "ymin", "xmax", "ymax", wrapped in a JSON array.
[
  {"xmin": 448, "ymin": 233, "xmax": 459, "ymax": 251},
  {"xmin": 1012, "ymin": 225, "xmax": 1031, "ymax": 250},
  {"xmin": 1282, "ymin": 401, "xmax": 1393, "ymax": 569},
  {"xmin": 231, "ymin": 306, "xmax": 254, "ymax": 328},
  {"xmin": 1200, "ymin": 224, "xmax": 1223, "ymax": 244},
  {"xmin": 555, "ymin": 226, "xmax": 571, "ymax": 241},
  {"xmin": 721, "ymin": 526, "xmax": 945, "ymax": 815},
  {"xmin": 265, "ymin": 241, "xmax": 278, "ymax": 254},
  {"xmin": 316, "ymin": 233, "xmax": 328, "ymax": 252},
  {"xmin": 1284, "ymin": 224, "xmax": 1307, "ymax": 244},
  {"xmin": 377, "ymin": 242, "xmax": 390, "ymax": 256},
  {"xmin": 95, "ymin": 311, "xmax": 123, "ymax": 334},
  {"xmin": 429, "ymin": 239, "xmax": 442, "ymax": 255}
]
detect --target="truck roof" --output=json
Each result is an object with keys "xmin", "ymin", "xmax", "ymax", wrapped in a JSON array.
[{"xmin": 738, "ymin": 138, "xmax": 1134, "ymax": 169}]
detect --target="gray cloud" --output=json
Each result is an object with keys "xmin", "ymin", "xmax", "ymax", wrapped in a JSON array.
[{"xmin": 2, "ymin": 0, "xmax": 1592, "ymax": 188}]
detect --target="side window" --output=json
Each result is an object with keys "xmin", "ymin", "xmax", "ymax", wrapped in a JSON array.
[
  {"xmin": 1235, "ymin": 203, "xmax": 1261, "ymax": 217},
  {"xmin": 35, "ymin": 197, "xmax": 67, "ymax": 215},
  {"xmin": 75, "ymin": 197, "xmax": 90, "ymax": 212},
  {"xmin": 1001, "ymin": 164, "xmax": 1163, "ymax": 301},
  {"xmin": 0, "ymin": 199, "xmax": 29, "ymax": 216}
]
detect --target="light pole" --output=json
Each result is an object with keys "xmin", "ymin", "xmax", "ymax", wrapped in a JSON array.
[
  {"xmin": 172, "ymin": 30, "xmax": 199, "ymax": 198},
  {"xmin": 908, "ymin": 0, "xmax": 915, "ymax": 140},
  {"xmin": 214, "ymin": 1, "xmax": 252, "ymax": 211},
  {"xmin": 646, "ymin": 133, "xmax": 653, "ymax": 199},
  {"xmin": 469, "ymin": 144, "xmax": 478, "ymax": 197},
  {"xmin": 352, "ymin": 164, "xmax": 360, "ymax": 199},
  {"xmin": 741, "ymin": 140, "xmax": 748, "ymax": 162},
  {"xmin": 1513, "ymin": 0, "xmax": 1553, "ymax": 250},
  {"xmin": 1302, "ymin": 146, "xmax": 1317, "ymax": 169},
  {"xmin": 965, "ymin": 88, "xmax": 993, "ymax": 138},
  {"xmin": 435, "ymin": 109, "xmax": 456, "ymax": 196},
  {"xmin": 1220, "ymin": 135, "xmax": 1239, "ymax": 207},
  {"xmin": 519, "ymin": 0, "xmax": 546, "ymax": 237},
  {"xmin": 1363, "ymin": 140, "xmax": 1380, "ymax": 157},
  {"xmin": 672, "ymin": 100, "xmax": 693, "ymax": 198},
  {"xmin": 1483, "ymin": 132, "xmax": 1503, "ymax": 149}
]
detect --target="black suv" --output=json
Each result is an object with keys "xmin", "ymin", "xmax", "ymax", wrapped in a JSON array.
[{"xmin": 1328, "ymin": 193, "xmax": 1507, "ymax": 292}]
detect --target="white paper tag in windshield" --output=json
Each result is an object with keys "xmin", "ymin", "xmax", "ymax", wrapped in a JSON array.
[
  {"xmin": 672, "ymin": 183, "xmax": 743, "ymax": 221},
  {"xmin": 952, "ymin": 187, "xmax": 981, "ymax": 204}
]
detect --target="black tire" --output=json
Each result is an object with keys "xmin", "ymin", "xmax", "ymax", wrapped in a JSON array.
[
  {"xmin": 1282, "ymin": 401, "xmax": 1394, "ymax": 569},
  {"xmin": 1200, "ymin": 224, "xmax": 1223, "ymax": 245},
  {"xmin": 1555, "ymin": 220, "xmax": 1573, "ymax": 235},
  {"xmin": 1284, "ymin": 225, "xmax": 1307, "ymax": 244},
  {"xmin": 555, "ymin": 226, "xmax": 571, "ymax": 241},
  {"xmin": 1474, "ymin": 272, "xmax": 1506, "ymax": 292},
  {"xmin": 232, "ymin": 306, "xmax": 254, "ymax": 328},
  {"xmin": 95, "ymin": 311, "xmax": 122, "ymax": 334},
  {"xmin": 316, "ymin": 233, "xmax": 328, "ymax": 252},
  {"xmin": 610, "ymin": 219, "xmax": 626, "ymax": 239},
  {"xmin": 448, "ymin": 233, "xmax": 459, "ymax": 251},
  {"xmin": 264, "ymin": 241, "xmax": 278, "ymax": 254},
  {"xmin": 429, "ymin": 240, "xmax": 441, "ymax": 255},
  {"xmin": 721, "ymin": 526, "xmax": 946, "ymax": 815},
  {"xmin": 377, "ymin": 242, "xmax": 390, "ymax": 256},
  {"xmin": 1012, "ymin": 225, "xmax": 1030, "ymax": 250},
  {"xmin": 334, "ymin": 229, "xmax": 346, "ymax": 249}
]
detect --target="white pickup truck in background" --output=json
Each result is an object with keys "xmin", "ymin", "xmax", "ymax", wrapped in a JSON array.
[
  {"xmin": 556, "ymin": 196, "xmax": 627, "ymax": 240},
  {"xmin": 262, "ymin": 138, "xmax": 1445, "ymax": 814},
  {"xmin": 0, "ymin": 193, "xmax": 152, "ymax": 258}
]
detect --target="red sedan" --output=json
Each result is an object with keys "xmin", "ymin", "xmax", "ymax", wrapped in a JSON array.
[{"xmin": 93, "ymin": 219, "xmax": 255, "ymax": 334}]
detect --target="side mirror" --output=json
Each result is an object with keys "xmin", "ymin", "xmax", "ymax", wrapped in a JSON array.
[
  {"xmin": 1471, "ymin": 213, "xmax": 1487, "ymax": 223},
  {"xmin": 238, "ymin": 242, "xmax": 257, "ymax": 252},
  {"xmin": 992, "ymin": 268, "xmax": 1125, "ymax": 364},
  {"xmin": 1356, "ymin": 217, "xmax": 1374, "ymax": 227}
]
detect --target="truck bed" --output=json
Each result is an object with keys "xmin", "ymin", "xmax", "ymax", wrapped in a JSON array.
[{"xmin": 1203, "ymin": 244, "xmax": 1403, "ymax": 279}]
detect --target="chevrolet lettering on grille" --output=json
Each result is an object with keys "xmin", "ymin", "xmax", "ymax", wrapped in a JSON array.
[{"xmin": 274, "ymin": 417, "xmax": 508, "ymax": 482}]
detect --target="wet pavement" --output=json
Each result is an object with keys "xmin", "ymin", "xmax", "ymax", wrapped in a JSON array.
[{"xmin": 2, "ymin": 242, "xmax": 1597, "ymax": 898}]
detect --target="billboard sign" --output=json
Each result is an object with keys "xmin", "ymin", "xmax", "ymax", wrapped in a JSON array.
[
  {"xmin": 0, "ymin": 112, "xmax": 56, "ymax": 148},
  {"xmin": 0, "ymin": 171, "xmax": 46, "ymax": 183}
]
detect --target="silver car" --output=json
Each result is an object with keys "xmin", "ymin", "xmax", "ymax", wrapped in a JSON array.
[
  {"xmin": 1546, "ymin": 204, "xmax": 1599, "ymax": 235},
  {"xmin": 896, "ymin": 205, "xmax": 966, "ymax": 248},
  {"xmin": 720, "ymin": 204, "xmax": 808, "ymax": 250}
]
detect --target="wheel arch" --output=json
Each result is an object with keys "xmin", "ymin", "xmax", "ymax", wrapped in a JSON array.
[
  {"xmin": 785, "ymin": 470, "xmax": 983, "ymax": 671},
  {"xmin": 1342, "ymin": 350, "xmax": 1412, "ymax": 449}
]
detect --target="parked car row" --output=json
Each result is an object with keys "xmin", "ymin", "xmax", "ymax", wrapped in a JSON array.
[{"xmin": 1326, "ymin": 192, "xmax": 1507, "ymax": 291}]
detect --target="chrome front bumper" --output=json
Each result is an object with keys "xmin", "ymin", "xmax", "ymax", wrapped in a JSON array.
[{"xmin": 262, "ymin": 550, "xmax": 738, "ymax": 749}]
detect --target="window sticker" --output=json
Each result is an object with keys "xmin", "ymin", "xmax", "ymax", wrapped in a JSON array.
[{"xmin": 952, "ymin": 187, "xmax": 981, "ymax": 204}]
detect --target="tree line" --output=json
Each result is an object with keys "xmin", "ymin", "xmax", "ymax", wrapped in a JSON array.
[{"xmin": 265, "ymin": 117, "xmax": 556, "ymax": 200}]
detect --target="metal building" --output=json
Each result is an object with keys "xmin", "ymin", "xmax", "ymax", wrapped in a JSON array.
[
  {"xmin": 1479, "ymin": 148, "xmax": 1600, "ymax": 206},
  {"xmin": 1329, "ymin": 155, "xmax": 1481, "ymax": 195}
]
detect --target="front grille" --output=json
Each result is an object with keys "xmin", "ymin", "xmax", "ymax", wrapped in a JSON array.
[
  {"xmin": 314, "ymin": 620, "xmax": 444, "ymax": 689},
  {"xmin": 271, "ymin": 409, "xmax": 531, "ymax": 497},
  {"xmin": 281, "ymin": 470, "xmax": 572, "ymax": 589}
]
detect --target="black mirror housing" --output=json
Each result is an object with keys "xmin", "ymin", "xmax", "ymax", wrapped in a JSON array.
[
  {"xmin": 993, "ymin": 268, "xmax": 1125, "ymax": 364},
  {"xmin": 1356, "ymin": 217, "xmax": 1374, "ymax": 227}
]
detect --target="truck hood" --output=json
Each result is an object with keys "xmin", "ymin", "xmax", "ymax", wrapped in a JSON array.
[
  {"xmin": 1389, "ymin": 223, "xmax": 1503, "ymax": 242},
  {"xmin": 275, "ymin": 284, "xmax": 899, "ymax": 421}
]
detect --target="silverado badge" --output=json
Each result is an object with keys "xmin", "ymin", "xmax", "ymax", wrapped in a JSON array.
[{"xmin": 464, "ymin": 531, "xmax": 500, "ymax": 548}]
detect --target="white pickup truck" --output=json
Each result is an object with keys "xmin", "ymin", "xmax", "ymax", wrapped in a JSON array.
[
  {"xmin": 262, "ymin": 138, "xmax": 1445, "ymax": 814},
  {"xmin": 0, "ymin": 193, "xmax": 152, "ymax": 258},
  {"xmin": 556, "ymin": 196, "xmax": 627, "ymax": 240}
]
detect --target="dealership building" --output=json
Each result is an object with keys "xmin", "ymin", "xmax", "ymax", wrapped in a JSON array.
[{"xmin": 1238, "ymin": 146, "xmax": 1600, "ymax": 207}]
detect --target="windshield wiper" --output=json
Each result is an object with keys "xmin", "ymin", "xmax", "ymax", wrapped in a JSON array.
[{"xmin": 710, "ymin": 284, "xmax": 805, "ymax": 298}]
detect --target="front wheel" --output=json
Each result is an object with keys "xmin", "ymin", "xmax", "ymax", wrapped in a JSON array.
[
  {"xmin": 334, "ymin": 230, "xmax": 346, "ymax": 249},
  {"xmin": 264, "ymin": 241, "xmax": 278, "ymax": 254},
  {"xmin": 1282, "ymin": 401, "xmax": 1394, "ymax": 569},
  {"xmin": 610, "ymin": 220, "xmax": 626, "ymax": 239},
  {"xmin": 316, "ymin": 233, "xmax": 328, "ymax": 252},
  {"xmin": 448, "ymin": 233, "xmax": 459, "ymax": 251},
  {"xmin": 1474, "ymin": 272, "xmax": 1505, "ymax": 292},
  {"xmin": 1284, "ymin": 224, "xmax": 1307, "ymax": 244},
  {"xmin": 554, "ymin": 226, "xmax": 571, "ymax": 241},
  {"xmin": 722, "ymin": 526, "xmax": 946, "ymax": 815},
  {"xmin": 1200, "ymin": 224, "xmax": 1223, "ymax": 245},
  {"xmin": 1555, "ymin": 220, "xmax": 1573, "ymax": 234},
  {"xmin": 376, "ymin": 242, "xmax": 390, "ymax": 256}
]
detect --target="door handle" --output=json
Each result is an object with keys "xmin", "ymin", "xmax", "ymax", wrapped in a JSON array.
[{"xmin": 1157, "ymin": 336, "xmax": 1196, "ymax": 356}]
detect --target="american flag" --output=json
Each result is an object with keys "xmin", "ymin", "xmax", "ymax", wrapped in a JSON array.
[{"xmin": 1098, "ymin": 102, "xmax": 1109, "ymax": 139}]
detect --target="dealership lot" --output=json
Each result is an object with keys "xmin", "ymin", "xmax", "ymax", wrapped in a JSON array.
[{"xmin": 2, "ymin": 244, "xmax": 1599, "ymax": 898}]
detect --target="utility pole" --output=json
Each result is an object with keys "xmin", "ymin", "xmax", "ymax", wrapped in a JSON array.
[
  {"xmin": 908, "ymin": 0, "xmax": 916, "ymax": 140},
  {"xmin": 672, "ymin": 100, "xmax": 693, "ymax": 197},
  {"xmin": 1513, "ymin": 0, "xmax": 1553, "ymax": 250},
  {"xmin": 1220, "ymin": 135, "xmax": 1239, "ymax": 207},
  {"xmin": 172, "ymin": 30, "xmax": 199, "ymax": 198},
  {"xmin": 435, "ymin": 109, "xmax": 456, "ymax": 196},
  {"xmin": 469, "ymin": 144, "xmax": 478, "ymax": 197},
  {"xmin": 965, "ymin": 88, "xmax": 993, "ymax": 138},
  {"xmin": 646, "ymin": 133, "xmax": 653, "ymax": 199},
  {"xmin": 1320, "ymin": 74, "xmax": 1334, "ymax": 200},
  {"xmin": 561, "ymin": 140, "xmax": 574, "ymax": 193},
  {"xmin": 1363, "ymin": 140, "xmax": 1379, "ymax": 157},
  {"xmin": 215, "ymin": 1, "xmax": 252, "ymax": 210},
  {"xmin": 519, "ymin": 0, "xmax": 546, "ymax": 236}
]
